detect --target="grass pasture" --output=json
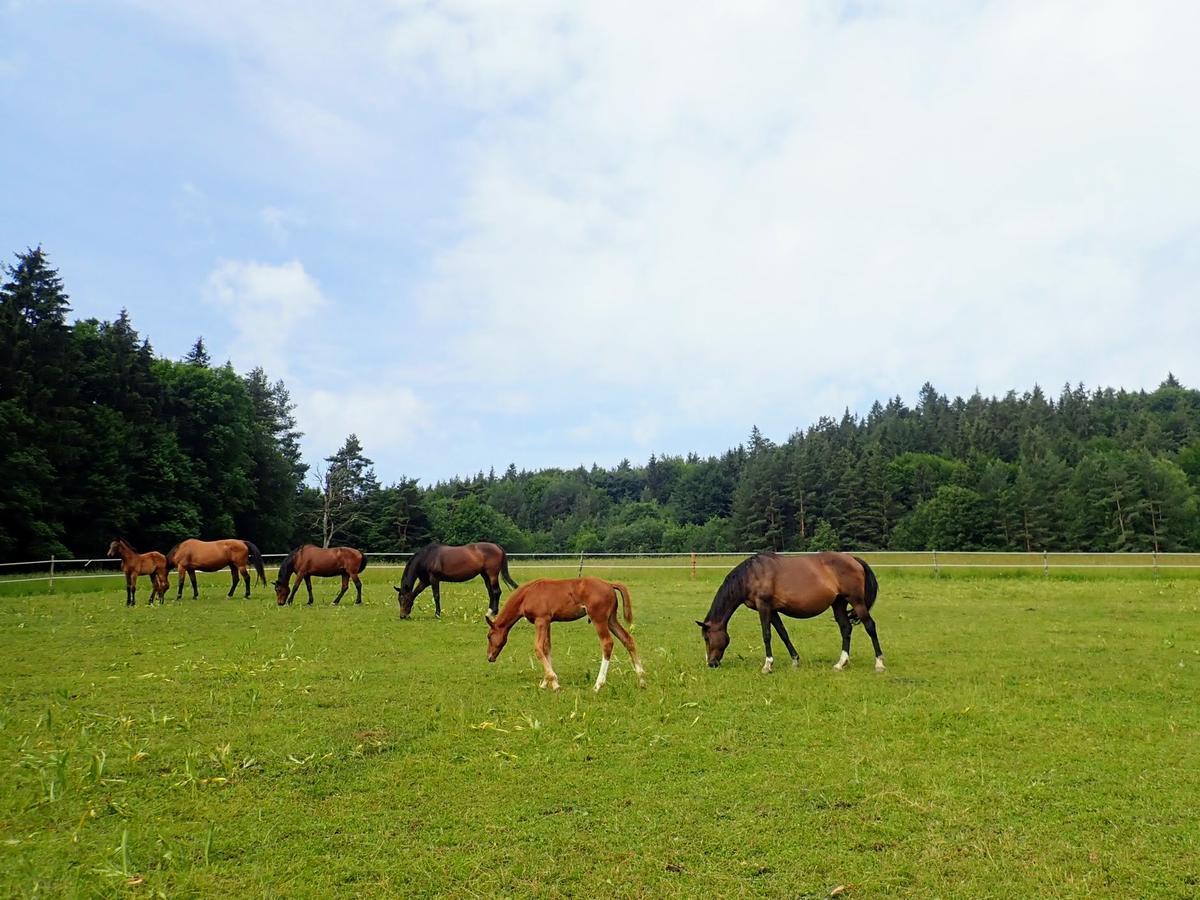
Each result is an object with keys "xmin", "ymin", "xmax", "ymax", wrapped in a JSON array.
[{"xmin": 1, "ymin": 564, "xmax": 1198, "ymax": 898}]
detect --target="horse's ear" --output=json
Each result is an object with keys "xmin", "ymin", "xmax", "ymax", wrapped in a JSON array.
[
  {"xmin": 393, "ymin": 585, "xmax": 402, "ymax": 593},
  {"xmin": 485, "ymin": 616, "xmax": 494, "ymax": 627},
  {"xmin": 695, "ymin": 620, "xmax": 708, "ymax": 630}
]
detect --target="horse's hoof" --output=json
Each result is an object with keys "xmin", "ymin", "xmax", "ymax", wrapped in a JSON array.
[
  {"xmin": 791, "ymin": 657, "xmax": 800, "ymax": 668},
  {"xmin": 875, "ymin": 658, "xmax": 886, "ymax": 672},
  {"xmin": 761, "ymin": 658, "xmax": 773, "ymax": 674}
]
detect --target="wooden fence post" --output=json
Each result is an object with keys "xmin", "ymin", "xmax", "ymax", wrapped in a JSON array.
[
  {"xmin": 49, "ymin": 555, "xmax": 55, "ymax": 591},
  {"xmin": 577, "ymin": 550, "xmax": 585, "ymax": 578},
  {"xmin": 932, "ymin": 549, "xmax": 938, "ymax": 576},
  {"xmin": 1042, "ymin": 550, "xmax": 1048, "ymax": 577},
  {"xmin": 690, "ymin": 552, "xmax": 696, "ymax": 580}
]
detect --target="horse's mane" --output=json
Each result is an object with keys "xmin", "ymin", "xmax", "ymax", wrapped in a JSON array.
[
  {"xmin": 278, "ymin": 546, "xmax": 301, "ymax": 584},
  {"xmin": 401, "ymin": 543, "xmax": 443, "ymax": 589},
  {"xmin": 117, "ymin": 537, "xmax": 136, "ymax": 552},
  {"xmin": 705, "ymin": 551, "xmax": 777, "ymax": 623}
]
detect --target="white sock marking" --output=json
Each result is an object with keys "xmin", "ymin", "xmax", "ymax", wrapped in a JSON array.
[
  {"xmin": 833, "ymin": 650, "xmax": 850, "ymax": 670},
  {"xmin": 762, "ymin": 656, "xmax": 773, "ymax": 674},
  {"xmin": 593, "ymin": 656, "xmax": 610, "ymax": 691},
  {"xmin": 875, "ymin": 655, "xmax": 886, "ymax": 672}
]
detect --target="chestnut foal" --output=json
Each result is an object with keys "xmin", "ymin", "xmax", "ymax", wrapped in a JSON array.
[{"xmin": 486, "ymin": 577, "xmax": 646, "ymax": 692}]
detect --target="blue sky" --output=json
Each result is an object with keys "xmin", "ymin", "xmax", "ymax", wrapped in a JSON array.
[{"xmin": 4, "ymin": 2, "xmax": 1199, "ymax": 486}]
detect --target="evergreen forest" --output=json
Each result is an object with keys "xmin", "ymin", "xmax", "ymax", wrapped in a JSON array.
[{"xmin": 4, "ymin": 247, "xmax": 1199, "ymax": 561}]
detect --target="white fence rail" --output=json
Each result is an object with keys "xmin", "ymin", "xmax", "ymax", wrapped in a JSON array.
[{"xmin": 2, "ymin": 549, "xmax": 1199, "ymax": 589}]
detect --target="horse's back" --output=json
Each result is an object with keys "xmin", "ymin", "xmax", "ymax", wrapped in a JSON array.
[
  {"xmin": 768, "ymin": 553, "xmax": 864, "ymax": 615},
  {"xmin": 175, "ymin": 538, "xmax": 245, "ymax": 569}
]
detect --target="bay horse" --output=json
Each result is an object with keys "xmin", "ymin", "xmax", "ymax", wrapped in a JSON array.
[
  {"xmin": 275, "ymin": 545, "xmax": 368, "ymax": 606},
  {"xmin": 107, "ymin": 539, "xmax": 169, "ymax": 606},
  {"xmin": 395, "ymin": 542, "xmax": 517, "ymax": 618},
  {"xmin": 166, "ymin": 538, "xmax": 267, "ymax": 600},
  {"xmin": 697, "ymin": 551, "xmax": 884, "ymax": 673},
  {"xmin": 486, "ymin": 577, "xmax": 646, "ymax": 692}
]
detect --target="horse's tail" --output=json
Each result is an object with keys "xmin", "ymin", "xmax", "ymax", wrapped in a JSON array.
[
  {"xmin": 358, "ymin": 551, "xmax": 368, "ymax": 574},
  {"xmin": 851, "ymin": 556, "xmax": 878, "ymax": 623},
  {"xmin": 165, "ymin": 543, "xmax": 180, "ymax": 570},
  {"xmin": 610, "ymin": 581, "xmax": 633, "ymax": 625},
  {"xmin": 244, "ymin": 541, "xmax": 267, "ymax": 585},
  {"xmin": 499, "ymin": 552, "xmax": 518, "ymax": 589}
]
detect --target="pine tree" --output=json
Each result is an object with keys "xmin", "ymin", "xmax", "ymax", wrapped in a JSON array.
[{"xmin": 184, "ymin": 337, "xmax": 210, "ymax": 366}]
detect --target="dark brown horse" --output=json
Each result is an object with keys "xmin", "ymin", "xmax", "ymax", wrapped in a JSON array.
[
  {"xmin": 166, "ymin": 538, "xmax": 267, "ymax": 599},
  {"xmin": 394, "ymin": 542, "xmax": 517, "ymax": 618},
  {"xmin": 697, "ymin": 552, "xmax": 884, "ymax": 673},
  {"xmin": 486, "ymin": 577, "xmax": 646, "ymax": 692},
  {"xmin": 107, "ymin": 538, "xmax": 169, "ymax": 606},
  {"xmin": 275, "ymin": 545, "xmax": 368, "ymax": 606}
]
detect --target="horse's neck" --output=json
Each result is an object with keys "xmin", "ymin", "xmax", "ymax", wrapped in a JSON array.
[
  {"xmin": 116, "ymin": 543, "xmax": 134, "ymax": 562},
  {"xmin": 706, "ymin": 594, "xmax": 739, "ymax": 628},
  {"xmin": 492, "ymin": 596, "xmax": 524, "ymax": 631}
]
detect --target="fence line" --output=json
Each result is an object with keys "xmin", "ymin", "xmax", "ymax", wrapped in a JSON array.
[{"xmin": 3, "ymin": 549, "xmax": 1200, "ymax": 589}]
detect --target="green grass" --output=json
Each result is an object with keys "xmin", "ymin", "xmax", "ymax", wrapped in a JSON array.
[{"xmin": 1, "ymin": 565, "xmax": 1197, "ymax": 898}]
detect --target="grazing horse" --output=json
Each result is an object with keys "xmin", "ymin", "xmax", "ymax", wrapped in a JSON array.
[
  {"xmin": 486, "ymin": 577, "xmax": 646, "ymax": 692},
  {"xmin": 166, "ymin": 538, "xmax": 267, "ymax": 599},
  {"xmin": 107, "ymin": 539, "xmax": 169, "ymax": 606},
  {"xmin": 275, "ymin": 545, "xmax": 368, "ymax": 606},
  {"xmin": 697, "ymin": 551, "xmax": 884, "ymax": 673},
  {"xmin": 395, "ymin": 542, "xmax": 518, "ymax": 618}
]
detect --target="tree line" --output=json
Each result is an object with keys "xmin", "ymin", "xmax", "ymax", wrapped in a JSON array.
[{"xmin": 3, "ymin": 247, "xmax": 1199, "ymax": 561}]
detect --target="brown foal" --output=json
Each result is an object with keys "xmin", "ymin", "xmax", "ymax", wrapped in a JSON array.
[
  {"xmin": 107, "ymin": 538, "xmax": 169, "ymax": 606},
  {"xmin": 486, "ymin": 577, "xmax": 647, "ymax": 692}
]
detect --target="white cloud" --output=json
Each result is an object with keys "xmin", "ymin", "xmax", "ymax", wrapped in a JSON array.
[
  {"xmin": 205, "ymin": 259, "xmax": 326, "ymax": 377},
  {"xmin": 259, "ymin": 206, "xmax": 306, "ymax": 246},
  {"xmin": 299, "ymin": 385, "xmax": 426, "ymax": 473},
  {"xmin": 130, "ymin": 2, "xmax": 1200, "ymax": 476}
]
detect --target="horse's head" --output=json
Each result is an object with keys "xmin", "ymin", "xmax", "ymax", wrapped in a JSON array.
[
  {"xmin": 106, "ymin": 540, "xmax": 121, "ymax": 558},
  {"xmin": 485, "ymin": 615, "xmax": 508, "ymax": 662},
  {"xmin": 273, "ymin": 580, "xmax": 289, "ymax": 605},
  {"xmin": 696, "ymin": 620, "xmax": 730, "ymax": 667},
  {"xmin": 394, "ymin": 585, "xmax": 415, "ymax": 618}
]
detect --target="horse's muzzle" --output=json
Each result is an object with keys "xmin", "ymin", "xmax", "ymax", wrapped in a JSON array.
[{"xmin": 708, "ymin": 660, "xmax": 720, "ymax": 668}]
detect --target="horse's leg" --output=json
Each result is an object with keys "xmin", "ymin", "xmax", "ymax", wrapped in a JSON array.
[
  {"xmin": 431, "ymin": 580, "xmax": 442, "ymax": 618},
  {"xmin": 770, "ymin": 612, "xmax": 800, "ymax": 667},
  {"xmin": 591, "ymin": 616, "xmax": 615, "ymax": 692},
  {"xmin": 227, "ymin": 563, "xmax": 239, "ymax": 598},
  {"xmin": 176, "ymin": 566, "xmax": 186, "ymax": 600},
  {"xmin": 126, "ymin": 571, "xmax": 135, "ymax": 606},
  {"xmin": 332, "ymin": 574, "xmax": 349, "ymax": 605},
  {"xmin": 352, "ymin": 574, "xmax": 362, "ymax": 604},
  {"xmin": 485, "ymin": 574, "xmax": 501, "ymax": 616},
  {"xmin": 608, "ymin": 613, "xmax": 646, "ymax": 687},
  {"xmin": 287, "ymin": 577, "xmax": 301, "ymax": 605},
  {"xmin": 832, "ymin": 601, "xmax": 853, "ymax": 670},
  {"xmin": 304, "ymin": 575, "xmax": 315, "ymax": 605},
  {"xmin": 758, "ymin": 606, "xmax": 775, "ymax": 673},
  {"xmin": 240, "ymin": 565, "xmax": 251, "ymax": 599},
  {"xmin": 534, "ymin": 619, "xmax": 559, "ymax": 691},
  {"xmin": 188, "ymin": 569, "xmax": 199, "ymax": 599},
  {"xmin": 851, "ymin": 599, "xmax": 885, "ymax": 672}
]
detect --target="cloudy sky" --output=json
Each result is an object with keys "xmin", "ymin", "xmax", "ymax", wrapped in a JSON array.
[{"xmin": 3, "ymin": 1, "xmax": 1198, "ymax": 484}]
